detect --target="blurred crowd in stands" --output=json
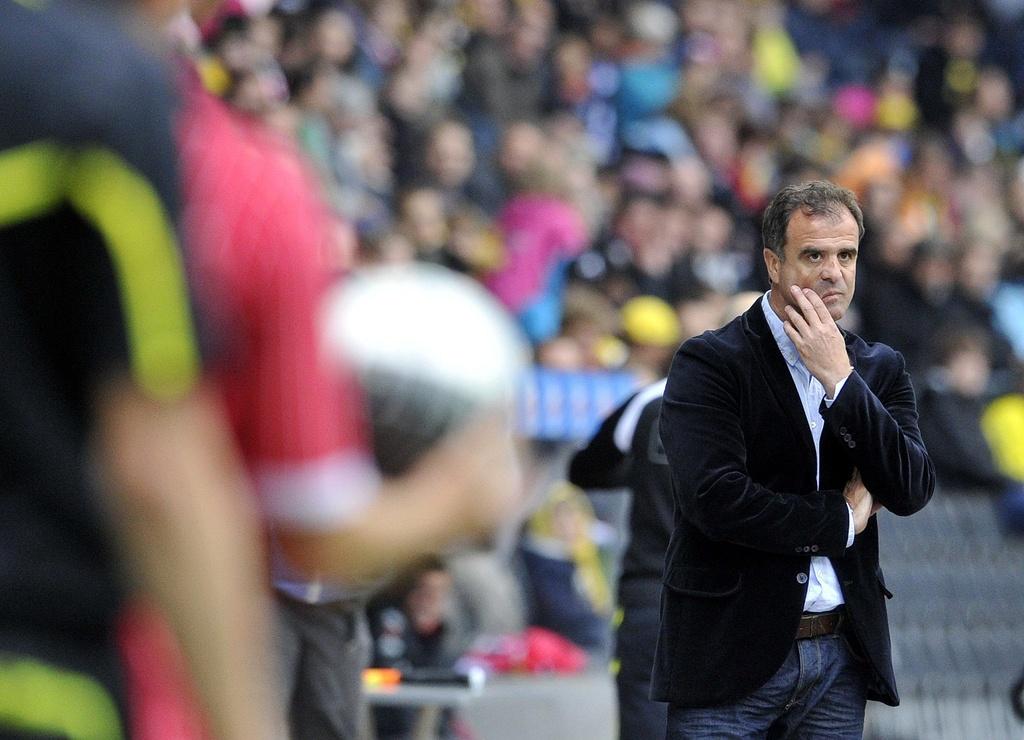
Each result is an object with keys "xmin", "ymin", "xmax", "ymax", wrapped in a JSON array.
[{"xmin": 184, "ymin": 0, "xmax": 1024, "ymax": 663}]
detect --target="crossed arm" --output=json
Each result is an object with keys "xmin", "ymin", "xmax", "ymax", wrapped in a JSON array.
[
  {"xmin": 784, "ymin": 287, "xmax": 934, "ymax": 517},
  {"xmin": 660, "ymin": 343, "xmax": 854, "ymax": 558}
]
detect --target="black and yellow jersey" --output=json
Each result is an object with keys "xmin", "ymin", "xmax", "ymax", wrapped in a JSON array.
[{"xmin": 0, "ymin": 0, "xmax": 200, "ymax": 652}]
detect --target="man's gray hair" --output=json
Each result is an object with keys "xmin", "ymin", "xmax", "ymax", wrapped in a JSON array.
[{"xmin": 761, "ymin": 181, "xmax": 865, "ymax": 258}]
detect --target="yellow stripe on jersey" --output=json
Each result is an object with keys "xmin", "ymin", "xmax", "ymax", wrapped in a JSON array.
[
  {"xmin": 0, "ymin": 654, "xmax": 124, "ymax": 739},
  {"xmin": 0, "ymin": 141, "xmax": 67, "ymax": 224},
  {"xmin": 0, "ymin": 141, "xmax": 200, "ymax": 400},
  {"xmin": 67, "ymin": 148, "xmax": 199, "ymax": 400}
]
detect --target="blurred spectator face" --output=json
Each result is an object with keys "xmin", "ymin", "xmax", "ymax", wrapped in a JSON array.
[
  {"xmin": 615, "ymin": 194, "xmax": 663, "ymax": 251},
  {"xmin": 713, "ymin": 3, "xmax": 751, "ymax": 73},
  {"xmin": 248, "ymin": 15, "xmax": 282, "ymax": 60},
  {"xmin": 945, "ymin": 15, "xmax": 985, "ymax": 59},
  {"xmin": 862, "ymin": 176, "xmax": 903, "ymax": 226},
  {"xmin": 551, "ymin": 499, "xmax": 586, "ymax": 543},
  {"xmin": 723, "ymin": 291, "xmax": 763, "ymax": 324},
  {"xmin": 913, "ymin": 137, "xmax": 955, "ymax": 194},
  {"xmin": 214, "ymin": 23, "xmax": 261, "ymax": 74},
  {"xmin": 554, "ymin": 36, "xmax": 592, "ymax": 104},
  {"xmin": 953, "ymin": 109, "xmax": 996, "ymax": 165},
  {"xmin": 670, "ymin": 155, "xmax": 712, "ymax": 207},
  {"xmin": 677, "ymin": 290, "xmax": 728, "ymax": 340},
  {"xmin": 764, "ymin": 208, "xmax": 859, "ymax": 321},
  {"xmin": 680, "ymin": 0, "xmax": 709, "ymax": 36},
  {"xmin": 465, "ymin": 0, "xmax": 510, "ymax": 37},
  {"xmin": 976, "ymin": 67, "xmax": 1014, "ymax": 121},
  {"xmin": 405, "ymin": 568, "xmax": 453, "ymax": 635},
  {"xmin": 946, "ymin": 344, "xmax": 991, "ymax": 398},
  {"xmin": 400, "ymin": 188, "xmax": 448, "ymax": 253},
  {"xmin": 508, "ymin": 9, "xmax": 552, "ymax": 70},
  {"xmin": 426, "ymin": 121, "xmax": 475, "ymax": 190},
  {"xmin": 558, "ymin": 286, "xmax": 620, "ymax": 367},
  {"xmin": 736, "ymin": 137, "xmax": 779, "ymax": 210},
  {"xmin": 588, "ymin": 13, "xmax": 624, "ymax": 57},
  {"xmin": 536, "ymin": 336, "xmax": 586, "ymax": 369},
  {"xmin": 228, "ymin": 69, "xmax": 280, "ymax": 115},
  {"xmin": 313, "ymin": 9, "xmax": 356, "ymax": 68},
  {"xmin": 692, "ymin": 111, "xmax": 739, "ymax": 177},
  {"xmin": 278, "ymin": 22, "xmax": 314, "ymax": 73},
  {"xmin": 370, "ymin": 0, "xmax": 410, "ymax": 41},
  {"xmin": 528, "ymin": 123, "xmax": 597, "ymax": 207},
  {"xmin": 385, "ymin": 65, "xmax": 430, "ymax": 118},
  {"xmin": 959, "ymin": 164, "xmax": 1006, "ymax": 218},
  {"xmin": 693, "ymin": 205, "xmax": 733, "ymax": 254},
  {"xmin": 499, "ymin": 122, "xmax": 546, "ymax": 184},
  {"xmin": 877, "ymin": 227, "xmax": 917, "ymax": 270},
  {"xmin": 662, "ymin": 205, "xmax": 693, "ymax": 254},
  {"xmin": 449, "ymin": 208, "xmax": 502, "ymax": 271},
  {"xmin": 958, "ymin": 242, "xmax": 1002, "ymax": 299},
  {"xmin": 911, "ymin": 245, "xmax": 955, "ymax": 302}
]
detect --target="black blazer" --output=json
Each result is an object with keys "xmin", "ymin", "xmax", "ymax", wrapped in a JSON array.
[{"xmin": 652, "ymin": 299, "xmax": 934, "ymax": 709}]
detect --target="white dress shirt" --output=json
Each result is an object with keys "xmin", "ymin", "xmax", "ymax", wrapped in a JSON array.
[{"xmin": 761, "ymin": 293, "xmax": 855, "ymax": 613}]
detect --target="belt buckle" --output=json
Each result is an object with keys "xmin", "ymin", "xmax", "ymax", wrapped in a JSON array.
[{"xmin": 797, "ymin": 610, "xmax": 842, "ymax": 640}]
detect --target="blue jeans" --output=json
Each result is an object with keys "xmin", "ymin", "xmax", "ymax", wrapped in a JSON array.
[{"xmin": 667, "ymin": 634, "xmax": 867, "ymax": 739}]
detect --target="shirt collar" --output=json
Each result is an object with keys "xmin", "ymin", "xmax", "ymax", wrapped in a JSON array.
[{"xmin": 760, "ymin": 291, "xmax": 801, "ymax": 368}]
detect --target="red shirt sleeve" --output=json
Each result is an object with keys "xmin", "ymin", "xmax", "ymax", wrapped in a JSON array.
[{"xmin": 181, "ymin": 88, "xmax": 378, "ymax": 528}]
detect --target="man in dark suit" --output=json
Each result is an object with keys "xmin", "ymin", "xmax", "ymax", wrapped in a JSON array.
[{"xmin": 654, "ymin": 181, "xmax": 935, "ymax": 738}]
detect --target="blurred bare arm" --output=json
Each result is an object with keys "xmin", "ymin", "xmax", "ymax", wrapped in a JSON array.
[
  {"xmin": 95, "ymin": 379, "xmax": 284, "ymax": 740},
  {"xmin": 276, "ymin": 412, "xmax": 523, "ymax": 584}
]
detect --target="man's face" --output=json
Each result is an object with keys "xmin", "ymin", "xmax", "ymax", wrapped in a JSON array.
[{"xmin": 764, "ymin": 208, "xmax": 859, "ymax": 321}]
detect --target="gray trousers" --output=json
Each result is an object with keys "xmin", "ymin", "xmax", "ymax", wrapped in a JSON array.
[{"xmin": 275, "ymin": 595, "xmax": 370, "ymax": 740}]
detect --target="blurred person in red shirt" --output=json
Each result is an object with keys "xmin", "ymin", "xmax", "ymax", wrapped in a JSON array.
[
  {"xmin": 117, "ymin": 3, "xmax": 524, "ymax": 738},
  {"xmin": 0, "ymin": 0, "xmax": 282, "ymax": 738}
]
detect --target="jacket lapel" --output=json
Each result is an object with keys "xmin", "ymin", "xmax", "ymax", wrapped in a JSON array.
[{"xmin": 742, "ymin": 302, "xmax": 817, "ymax": 464}]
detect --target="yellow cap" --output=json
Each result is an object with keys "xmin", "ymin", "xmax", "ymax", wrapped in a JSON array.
[{"xmin": 621, "ymin": 295, "xmax": 681, "ymax": 348}]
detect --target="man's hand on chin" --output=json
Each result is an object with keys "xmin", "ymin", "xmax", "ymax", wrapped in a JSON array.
[{"xmin": 782, "ymin": 286, "xmax": 853, "ymax": 397}]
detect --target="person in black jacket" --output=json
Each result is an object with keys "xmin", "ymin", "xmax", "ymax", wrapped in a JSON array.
[
  {"xmin": 569, "ymin": 379, "xmax": 672, "ymax": 739},
  {"xmin": 656, "ymin": 181, "xmax": 934, "ymax": 738}
]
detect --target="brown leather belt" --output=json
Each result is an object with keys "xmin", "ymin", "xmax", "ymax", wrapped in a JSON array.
[{"xmin": 796, "ymin": 609, "xmax": 845, "ymax": 640}]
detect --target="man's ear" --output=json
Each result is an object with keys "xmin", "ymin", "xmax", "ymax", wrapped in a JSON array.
[{"xmin": 763, "ymin": 248, "xmax": 780, "ymax": 285}]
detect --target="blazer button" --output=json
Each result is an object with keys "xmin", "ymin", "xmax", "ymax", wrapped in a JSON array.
[
  {"xmin": 795, "ymin": 547, "xmax": 803, "ymax": 553},
  {"xmin": 803, "ymin": 546, "xmax": 811, "ymax": 552},
  {"xmin": 839, "ymin": 426, "xmax": 847, "ymax": 435},
  {"xmin": 811, "ymin": 545, "xmax": 819, "ymax": 552},
  {"xmin": 796, "ymin": 573, "xmax": 808, "ymax": 584},
  {"xmin": 849, "ymin": 440, "xmax": 856, "ymax": 448}
]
